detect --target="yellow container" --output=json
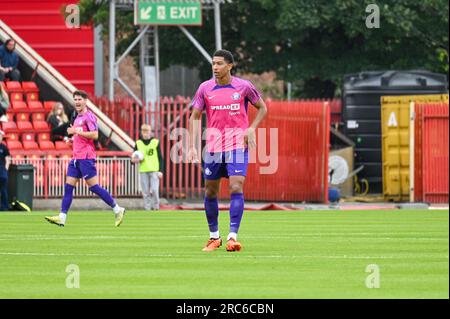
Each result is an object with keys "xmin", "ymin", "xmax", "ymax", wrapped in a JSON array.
[{"xmin": 381, "ymin": 94, "xmax": 449, "ymax": 201}]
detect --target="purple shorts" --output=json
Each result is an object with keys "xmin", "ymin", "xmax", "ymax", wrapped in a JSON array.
[
  {"xmin": 203, "ymin": 149, "xmax": 248, "ymax": 180},
  {"xmin": 67, "ymin": 159, "xmax": 97, "ymax": 180}
]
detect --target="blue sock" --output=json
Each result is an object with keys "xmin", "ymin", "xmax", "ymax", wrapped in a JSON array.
[
  {"xmin": 230, "ymin": 193, "xmax": 244, "ymax": 234},
  {"xmin": 61, "ymin": 184, "xmax": 74, "ymax": 214},
  {"xmin": 204, "ymin": 197, "xmax": 219, "ymax": 233},
  {"xmin": 89, "ymin": 184, "xmax": 116, "ymax": 208}
]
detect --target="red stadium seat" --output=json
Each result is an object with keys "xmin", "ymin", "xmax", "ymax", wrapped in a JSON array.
[
  {"xmin": 11, "ymin": 100, "xmax": 27, "ymax": 110},
  {"xmin": 55, "ymin": 141, "xmax": 71, "ymax": 150},
  {"xmin": 17, "ymin": 121, "xmax": 33, "ymax": 130},
  {"xmin": 23, "ymin": 82, "xmax": 39, "ymax": 103},
  {"xmin": 44, "ymin": 101, "xmax": 57, "ymax": 111},
  {"xmin": 5, "ymin": 81, "xmax": 22, "ymax": 92},
  {"xmin": 6, "ymin": 133, "xmax": 19, "ymax": 141},
  {"xmin": 28, "ymin": 101, "xmax": 44, "ymax": 110},
  {"xmin": 21, "ymin": 133, "xmax": 35, "ymax": 142},
  {"xmin": 2, "ymin": 121, "xmax": 17, "ymax": 131},
  {"xmin": 16, "ymin": 112, "xmax": 30, "ymax": 122},
  {"xmin": 32, "ymin": 113, "xmax": 46, "ymax": 122},
  {"xmin": 26, "ymin": 92, "xmax": 40, "ymax": 102},
  {"xmin": 33, "ymin": 121, "xmax": 50, "ymax": 130},
  {"xmin": 23, "ymin": 141, "xmax": 39, "ymax": 150},
  {"xmin": 37, "ymin": 132, "xmax": 51, "ymax": 142},
  {"xmin": 39, "ymin": 140, "xmax": 55, "ymax": 150},
  {"xmin": 6, "ymin": 140, "xmax": 23, "ymax": 150},
  {"xmin": 10, "ymin": 92, "xmax": 23, "ymax": 102},
  {"xmin": 22, "ymin": 82, "xmax": 39, "ymax": 92}
]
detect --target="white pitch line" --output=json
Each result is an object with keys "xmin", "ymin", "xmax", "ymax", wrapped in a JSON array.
[
  {"xmin": 0, "ymin": 252, "xmax": 102, "ymax": 257},
  {"xmin": 0, "ymin": 234, "xmax": 447, "ymax": 241},
  {"xmin": 0, "ymin": 252, "xmax": 447, "ymax": 260}
]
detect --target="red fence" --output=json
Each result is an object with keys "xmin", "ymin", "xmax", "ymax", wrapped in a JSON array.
[
  {"xmin": 218, "ymin": 100, "xmax": 330, "ymax": 202},
  {"xmin": 415, "ymin": 102, "xmax": 449, "ymax": 203},
  {"xmin": 93, "ymin": 97, "xmax": 332, "ymax": 202}
]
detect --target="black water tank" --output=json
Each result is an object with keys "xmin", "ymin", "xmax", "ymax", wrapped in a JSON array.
[{"xmin": 342, "ymin": 70, "xmax": 448, "ymax": 194}]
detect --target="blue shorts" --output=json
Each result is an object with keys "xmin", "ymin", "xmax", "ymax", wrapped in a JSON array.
[
  {"xmin": 203, "ymin": 149, "xmax": 248, "ymax": 180},
  {"xmin": 67, "ymin": 159, "xmax": 97, "ymax": 180}
]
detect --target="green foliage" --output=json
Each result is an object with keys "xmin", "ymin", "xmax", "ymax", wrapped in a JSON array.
[{"xmin": 76, "ymin": 0, "xmax": 449, "ymax": 98}]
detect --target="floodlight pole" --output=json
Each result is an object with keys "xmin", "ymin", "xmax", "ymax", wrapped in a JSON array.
[
  {"xmin": 214, "ymin": 2, "xmax": 222, "ymax": 50},
  {"xmin": 108, "ymin": 0, "xmax": 116, "ymax": 101}
]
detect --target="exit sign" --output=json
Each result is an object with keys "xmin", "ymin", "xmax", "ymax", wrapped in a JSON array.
[{"xmin": 134, "ymin": 1, "xmax": 202, "ymax": 26}]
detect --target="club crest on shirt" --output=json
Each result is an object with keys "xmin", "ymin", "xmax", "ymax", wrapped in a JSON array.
[{"xmin": 231, "ymin": 92, "xmax": 241, "ymax": 100}]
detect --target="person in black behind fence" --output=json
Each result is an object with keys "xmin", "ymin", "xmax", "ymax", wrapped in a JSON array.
[{"xmin": 0, "ymin": 130, "xmax": 11, "ymax": 211}]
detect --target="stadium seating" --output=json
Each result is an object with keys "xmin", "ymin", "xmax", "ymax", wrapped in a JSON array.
[
  {"xmin": 28, "ymin": 101, "xmax": 44, "ymax": 111},
  {"xmin": 5, "ymin": 81, "xmax": 22, "ymax": 92},
  {"xmin": 23, "ymin": 140, "xmax": 40, "ymax": 150},
  {"xmin": 2, "ymin": 121, "xmax": 17, "ymax": 132},
  {"xmin": 11, "ymin": 100, "xmax": 27, "ymax": 110},
  {"xmin": 32, "ymin": 112, "xmax": 46, "ymax": 122},
  {"xmin": 44, "ymin": 101, "xmax": 57, "ymax": 111},
  {"xmin": 55, "ymin": 141, "xmax": 71, "ymax": 150},
  {"xmin": 0, "ymin": 82, "xmax": 64, "ymax": 152},
  {"xmin": 6, "ymin": 132, "xmax": 19, "ymax": 141},
  {"xmin": 2, "ymin": 82, "xmax": 111, "ymax": 159},
  {"xmin": 17, "ymin": 121, "xmax": 33, "ymax": 130},
  {"xmin": 33, "ymin": 121, "xmax": 50, "ymax": 131},
  {"xmin": 6, "ymin": 140, "xmax": 23, "ymax": 150},
  {"xmin": 38, "ymin": 140, "xmax": 55, "ymax": 150},
  {"xmin": 16, "ymin": 112, "xmax": 29, "ymax": 122},
  {"xmin": 37, "ymin": 132, "xmax": 50, "ymax": 142},
  {"xmin": 21, "ymin": 133, "xmax": 35, "ymax": 142},
  {"xmin": 22, "ymin": 82, "xmax": 39, "ymax": 102}
]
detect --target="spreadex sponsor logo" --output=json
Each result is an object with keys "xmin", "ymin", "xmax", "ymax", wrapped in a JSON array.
[{"xmin": 211, "ymin": 104, "xmax": 240, "ymax": 111}]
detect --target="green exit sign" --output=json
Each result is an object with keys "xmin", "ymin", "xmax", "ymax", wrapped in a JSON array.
[{"xmin": 134, "ymin": 1, "xmax": 202, "ymax": 26}]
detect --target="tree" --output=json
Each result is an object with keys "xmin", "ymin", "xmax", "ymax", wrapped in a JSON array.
[{"xmin": 76, "ymin": 0, "xmax": 449, "ymax": 98}]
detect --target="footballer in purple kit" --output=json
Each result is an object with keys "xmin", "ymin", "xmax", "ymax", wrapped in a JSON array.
[
  {"xmin": 188, "ymin": 50, "xmax": 268, "ymax": 252},
  {"xmin": 45, "ymin": 90, "xmax": 126, "ymax": 227}
]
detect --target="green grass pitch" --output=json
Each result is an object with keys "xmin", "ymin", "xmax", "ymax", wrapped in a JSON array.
[{"xmin": 0, "ymin": 210, "xmax": 448, "ymax": 298}]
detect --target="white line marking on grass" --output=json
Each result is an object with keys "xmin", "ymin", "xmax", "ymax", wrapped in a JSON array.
[
  {"xmin": 0, "ymin": 252, "xmax": 447, "ymax": 260},
  {"xmin": 0, "ymin": 234, "xmax": 447, "ymax": 242},
  {"xmin": 0, "ymin": 252, "xmax": 102, "ymax": 256}
]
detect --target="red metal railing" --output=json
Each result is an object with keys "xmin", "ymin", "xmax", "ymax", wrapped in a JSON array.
[{"xmin": 92, "ymin": 97, "xmax": 333, "ymax": 202}]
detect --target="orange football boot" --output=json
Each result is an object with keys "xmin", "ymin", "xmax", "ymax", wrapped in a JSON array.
[
  {"xmin": 226, "ymin": 238, "xmax": 242, "ymax": 252},
  {"xmin": 202, "ymin": 238, "xmax": 222, "ymax": 252}
]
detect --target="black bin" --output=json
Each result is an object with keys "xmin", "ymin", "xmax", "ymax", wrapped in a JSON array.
[{"xmin": 8, "ymin": 164, "xmax": 34, "ymax": 210}]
